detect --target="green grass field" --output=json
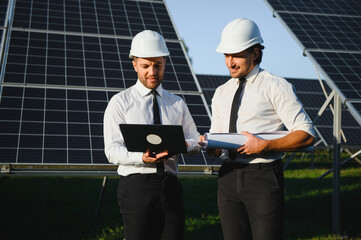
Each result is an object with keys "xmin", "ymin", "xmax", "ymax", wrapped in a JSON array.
[{"xmin": 1, "ymin": 150, "xmax": 360, "ymax": 239}]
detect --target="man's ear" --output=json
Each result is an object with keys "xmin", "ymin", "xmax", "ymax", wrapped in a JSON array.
[
  {"xmin": 252, "ymin": 48, "xmax": 259, "ymax": 60},
  {"xmin": 132, "ymin": 59, "xmax": 137, "ymax": 72}
]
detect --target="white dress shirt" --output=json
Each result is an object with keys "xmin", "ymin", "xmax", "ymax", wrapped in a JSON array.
[
  {"xmin": 210, "ymin": 65, "xmax": 315, "ymax": 163},
  {"xmin": 104, "ymin": 80, "xmax": 200, "ymax": 176}
]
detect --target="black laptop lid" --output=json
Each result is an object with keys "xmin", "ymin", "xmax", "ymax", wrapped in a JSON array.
[{"xmin": 119, "ymin": 124, "xmax": 187, "ymax": 154}]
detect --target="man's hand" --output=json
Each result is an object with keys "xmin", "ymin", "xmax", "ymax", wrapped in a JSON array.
[
  {"xmin": 236, "ymin": 131, "xmax": 267, "ymax": 155},
  {"xmin": 142, "ymin": 149, "xmax": 168, "ymax": 163},
  {"xmin": 198, "ymin": 135, "xmax": 206, "ymax": 147},
  {"xmin": 198, "ymin": 135, "xmax": 222, "ymax": 157},
  {"xmin": 236, "ymin": 130, "xmax": 314, "ymax": 155}
]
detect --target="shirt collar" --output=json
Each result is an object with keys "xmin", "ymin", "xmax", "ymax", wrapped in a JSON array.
[
  {"xmin": 247, "ymin": 65, "xmax": 261, "ymax": 84},
  {"xmin": 135, "ymin": 79, "xmax": 164, "ymax": 97},
  {"xmin": 230, "ymin": 65, "xmax": 261, "ymax": 84}
]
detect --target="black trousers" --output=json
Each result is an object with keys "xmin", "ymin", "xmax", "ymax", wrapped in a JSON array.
[
  {"xmin": 218, "ymin": 160, "xmax": 284, "ymax": 240},
  {"xmin": 117, "ymin": 173, "xmax": 184, "ymax": 240}
]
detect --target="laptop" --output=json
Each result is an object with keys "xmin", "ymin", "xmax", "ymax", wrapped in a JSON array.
[{"xmin": 119, "ymin": 124, "xmax": 187, "ymax": 155}]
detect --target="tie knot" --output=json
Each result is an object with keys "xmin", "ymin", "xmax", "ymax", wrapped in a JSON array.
[
  {"xmin": 151, "ymin": 89, "xmax": 158, "ymax": 97},
  {"xmin": 239, "ymin": 77, "xmax": 246, "ymax": 84}
]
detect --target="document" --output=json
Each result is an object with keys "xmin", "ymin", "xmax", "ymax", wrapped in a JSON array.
[{"xmin": 201, "ymin": 131, "xmax": 313, "ymax": 152}]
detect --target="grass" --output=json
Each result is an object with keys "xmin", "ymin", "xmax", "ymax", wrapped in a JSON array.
[{"xmin": 0, "ymin": 149, "xmax": 360, "ymax": 239}]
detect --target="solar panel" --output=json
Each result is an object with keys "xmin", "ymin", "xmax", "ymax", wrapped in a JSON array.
[
  {"xmin": 0, "ymin": 1, "xmax": 9, "ymax": 27},
  {"xmin": 196, "ymin": 74, "xmax": 228, "ymax": 109},
  {"xmin": 0, "ymin": 85, "xmax": 110, "ymax": 164},
  {"xmin": 264, "ymin": 0, "xmax": 361, "ymax": 125},
  {"xmin": 3, "ymin": 31, "xmax": 198, "ymax": 91},
  {"xmin": 197, "ymin": 74, "xmax": 361, "ymax": 149},
  {"xmin": 265, "ymin": 0, "xmax": 361, "ymax": 17},
  {"xmin": 0, "ymin": 0, "xmax": 216, "ymax": 174},
  {"xmin": 12, "ymin": 0, "xmax": 177, "ymax": 39}
]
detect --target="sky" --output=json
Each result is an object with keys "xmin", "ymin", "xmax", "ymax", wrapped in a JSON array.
[{"xmin": 165, "ymin": 0, "xmax": 320, "ymax": 80}]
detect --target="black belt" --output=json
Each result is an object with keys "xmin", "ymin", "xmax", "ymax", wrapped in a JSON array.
[
  {"xmin": 222, "ymin": 159, "xmax": 282, "ymax": 170},
  {"xmin": 122, "ymin": 173, "xmax": 175, "ymax": 181}
]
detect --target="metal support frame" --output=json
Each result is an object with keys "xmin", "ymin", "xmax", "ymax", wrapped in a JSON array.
[
  {"xmin": 314, "ymin": 90, "xmax": 345, "ymax": 234},
  {"xmin": 0, "ymin": 164, "xmax": 220, "ymax": 177},
  {"xmin": 319, "ymin": 149, "xmax": 361, "ymax": 179},
  {"xmin": 95, "ymin": 176, "xmax": 108, "ymax": 218},
  {"xmin": 332, "ymin": 93, "xmax": 341, "ymax": 234},
  {"xmin": 344, "ymin": 149, "xmax": 361, "ymax": 165},
  {"xmin": 309, "ymin": 150, "xmax": 315, "ymax": 169},
  {"xmin": 282, "ymin": 151, "xmax": 314, "ymax": 170},
  {"xmin": 283, "ymin": 152, "xmax": 296, "ymax": 170}
]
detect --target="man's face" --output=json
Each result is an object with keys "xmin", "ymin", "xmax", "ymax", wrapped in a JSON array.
[
  {"xmin": 224, "ymin": 49, "xmax": 258, "ymax": 79},
  {"xmin": 132, "ymin": 57, "xmax": 166, "ymax": 89}
]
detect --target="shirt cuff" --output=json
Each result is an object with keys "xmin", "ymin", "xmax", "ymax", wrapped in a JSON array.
[
  {"xmin": 291, "ymin": 128, "xmax": 315, "ymax": 138},
  {"xmin": 129, "ymin": 152, "xmax": 146, "ymax": 166},
  {"xmin": 186, "ymin": 139, "xmax": 200, "ymax": 153}
]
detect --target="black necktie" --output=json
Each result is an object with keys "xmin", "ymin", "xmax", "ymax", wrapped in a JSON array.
[
  {"xmin": 151, "ymin": 90, "xmax": 161, "ymax": 125},
  {"xmin": 228, "ymin": 78, "xmax": 245, "ymax": 160},
  {"xmin": 151, "ymin": 90, "xmax": 164, "ymax": 175},
  {"xmin": 229, "ymin": 78, "xmax": 245, "ymax": 133}
]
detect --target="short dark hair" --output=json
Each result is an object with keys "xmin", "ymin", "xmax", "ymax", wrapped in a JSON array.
[{"xmin": 247, "ymin": 44, "xmax": 264, "ymax": 65}]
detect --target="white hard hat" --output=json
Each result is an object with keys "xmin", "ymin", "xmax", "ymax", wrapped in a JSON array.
[
  {"xmin": 129, "ymin": 30, "xmax": 170, "ymax": 58},
  {"xmin": 216, "ymin": 18, "xmax": 263, "ymax": 54}
]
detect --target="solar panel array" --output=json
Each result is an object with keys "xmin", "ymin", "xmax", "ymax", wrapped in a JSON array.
[
  {"xmin": 197, "ymin": 74, "xmax": 361, "ymax": 149},
  {"xmin": 0, "ymin": 0, "xmax": 219, "ymax": 171},
  {"xmin": 263, "ymin": 0, "xmax": 361, "ymax": 126}
]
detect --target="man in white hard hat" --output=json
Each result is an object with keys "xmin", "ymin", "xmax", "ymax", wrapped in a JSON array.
[
  {"xmin": 103, "ymin": 30, "xmax": 200, "ymax": 240},
  {"xmin": 206, "ymin": 18, "xmax": 315, "ymax": 239}
]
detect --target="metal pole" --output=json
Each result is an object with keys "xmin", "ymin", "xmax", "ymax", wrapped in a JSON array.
[
  {"xmin": 310, "ymin": 150, "xmax": 314, "ymax": 169},
  {"xmin": 283, "ymin": 152, "xmax": 296, "ymax": 170},
  {"xmin": 95, "ymin": 176, "xmax": 108, "ymax": 218},
  {"xmin": 332, "ymin": 93, "xmax": 341, "ymax": 234}
]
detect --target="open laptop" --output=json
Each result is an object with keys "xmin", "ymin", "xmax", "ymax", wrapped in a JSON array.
[{"xmin": 119, "ymin": 124, "xmax": 187, "ymax": 155}]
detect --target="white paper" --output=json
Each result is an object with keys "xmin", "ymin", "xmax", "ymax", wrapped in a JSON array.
[{"xmin": 201, "ymin": 131, "xmax": 313, "ymax": 152}]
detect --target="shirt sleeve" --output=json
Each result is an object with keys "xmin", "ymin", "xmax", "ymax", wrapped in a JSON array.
[
  {"xmin": 181, "ymin": 100, "xmax": 201, "ymax": 155},
  {"xmin": 209, "ymin": 87, "xmax": 224, "ymax": 133},
  {"xmin": 103, "ymin": 97, "xmax": 145, "ymax": 166},
  {"xmin": 271, "ymin": 79, "xmax": 315, "ymax": 137}
]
